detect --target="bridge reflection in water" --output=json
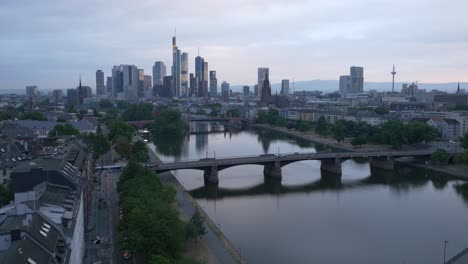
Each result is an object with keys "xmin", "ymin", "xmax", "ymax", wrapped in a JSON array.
[{"xmin": 188, "ymin": 166, "xmax": 468, "ymax": 202}]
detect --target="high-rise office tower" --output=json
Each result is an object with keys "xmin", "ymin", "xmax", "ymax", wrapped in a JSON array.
[
  {"xmin": 254, "ymin": 85, "xmax": 259, "ymax": 96},
  {"xmin": 172, "ymin": 36, "xmax": 181, "ymax": 97},
  {"xmin": 243, "ymin": 86, "xmax": 250, "ymax": 96},
  {"xmin": 112, "ymin": 65, "xmax": 124, "ymax": 97},
  {"xmin": 195, "ymin": 55, "xmax": 204, "ymax": 97},
  {"xmin": 26, "ymin": 86, "xmax": 38, "ymax": 97},
  {"xmin": 221, "ymin": 81, "xmax": 230, "ymax": 101},
  {"xmin": 257, "ymin": 68, "xmax": 269, "ymax": 97},
  {"xmin": 181, "ymin": 52, "xmax": 189, "ymax": 97},
  {"xmin": 138, "ymin": 69, "xmax": 145, "ymax": 98},
  {"xmin": 261, "ymin": 72, "xmax": 272, "ymax": 103},
  {"xmin": 153, "ymin": 61, "xmax": 166, "ymax": 86},
  {"xmin": 203, "ymin": 61, "xmax": 209, "ymax": 97},
  {"xmin": 281, "ymin": 79, "xmax": 290, "ymax": 95},
  {"xmin": 190, "ymin": 73, "xmax": 199, "ymax": 97},
  {"xmin": 67, "ymin": 89, "xmax": 79, "ymax": 107},
  {"xmin": 96, "ymin": 70, "xmax": 105, "ymax": 96},
  {"xmin": 350, "ymin": 66, "xmax": 364, "ymax": 93},
  {"xmin": 52, "ymin": 89, "xmax": 63, "ymax": 103},
  {"xmin": 339, "ymin": 75, "xmax": 351, "ymax": 98},
  {"xmin": 112, "ymin": 65, "xmax": 138, "ymax": 99},
  {"xmin": 106, "ymin": 77, "xmax": 112, "ymax": 94},
  {"xmin": 161, "ymin": 76, "xmax": 174, "ymax": 98},
  {"xmin": 144, "ymin": 75, "xmax": 152, "ymax": 97},
  {"xmin": 209, "ymin": 71, "xmax": 217, "ymax": 97}
]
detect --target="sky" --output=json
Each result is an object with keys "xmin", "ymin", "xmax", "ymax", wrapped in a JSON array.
[{"xmin": 1, "ymin": 0, "xmax": 468, "ymax": 91}]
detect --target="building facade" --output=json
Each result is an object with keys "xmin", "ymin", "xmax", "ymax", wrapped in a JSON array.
[
  {"xmin": 257, "ymin": 68, "xmax": 269, "ymax": 98},
  {"xmin": 350, "ymin": 66, "xmax": 364, "ymax": 93},
  {"xmin": 172, "ymin": 36, "xmax": 181, "ymax": 97},
  {"xmin": 95, "ymin": 70, "xmax": 105, "ymax": 96},
  {"xmin": 209, "ymin": 71, "xmax": 217, "ymax": 97},
  {"xmin": 152, "ymin": 61, "xmax": 166, "ymax": 86},
  {"xmin": 26, "ymin": 86, "xmax": 38, "ymax": 97},
  {"xmin": 281, "ymin": 79, "xmax": 290, "ymax": 95}
]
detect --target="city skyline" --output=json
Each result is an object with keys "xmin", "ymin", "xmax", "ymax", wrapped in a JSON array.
[{"xmin": 1, "ymin": 0, "xmax": 468, "ymax": 90}]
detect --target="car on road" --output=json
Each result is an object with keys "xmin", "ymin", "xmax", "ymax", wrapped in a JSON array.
[{"xmin": 123, "ymin": 250, "xmax": 132, "ymax": 260}]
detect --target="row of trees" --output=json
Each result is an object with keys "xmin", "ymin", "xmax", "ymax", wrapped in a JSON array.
[
  {"xmin": 117, "ymin": 161, "xmax": 206, "ymax": 263},
  {"xmin": 257, "ymin": 109, "xmax": 287, "ymax": 126}
]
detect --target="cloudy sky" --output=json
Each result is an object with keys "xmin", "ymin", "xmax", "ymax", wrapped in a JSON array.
[{"xmin": 1, "ymin": 0, "xmax": 467, "ymax": 90}]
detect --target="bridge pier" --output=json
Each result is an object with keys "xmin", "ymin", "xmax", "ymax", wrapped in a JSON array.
[
  {"xmin": 203, "ymin": 165, "xmax": 219, "ymax": 184},
  {"xmin": 263, "ymin": 161, "xmax": 282, "ymax": 179},
  {"xmin": 370, "ymin": 156, "xmax": 394, "ymax": 171},
  {"xmin": 320, "ymin": 157, "xmax": 342, "ymax": 175}
]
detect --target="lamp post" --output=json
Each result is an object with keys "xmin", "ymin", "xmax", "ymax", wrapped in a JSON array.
[{"xmin": 443, "ymin": 240, "xmax": 448, "ymax": 264}]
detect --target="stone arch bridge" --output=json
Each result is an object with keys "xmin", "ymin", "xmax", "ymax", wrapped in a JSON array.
[{"xmin": 149, "ymin": 150, "xmax": 439, "ymax": 184}]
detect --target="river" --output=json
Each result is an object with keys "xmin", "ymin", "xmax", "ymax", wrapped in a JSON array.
[{"xmin": 150, "ymin": 122, "xmax": 468, "ymax": 264}]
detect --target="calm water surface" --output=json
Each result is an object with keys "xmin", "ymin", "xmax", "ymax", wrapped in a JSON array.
[{"xmin": 151, "ymin": 123, "xmax": 468, "ymax": 264}]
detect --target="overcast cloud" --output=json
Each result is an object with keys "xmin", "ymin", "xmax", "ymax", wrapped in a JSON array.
[{"xmin": 1, "ymin": 0, "xmax": 467, "ymax": 90}]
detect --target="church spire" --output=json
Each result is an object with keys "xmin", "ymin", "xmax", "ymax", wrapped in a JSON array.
[{"xmin": 457, "ymin": 82, "xmax": 460, "ymax": 94}]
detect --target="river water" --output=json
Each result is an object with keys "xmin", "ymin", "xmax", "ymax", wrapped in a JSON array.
[{"xmin": 151, "ymin": 122, "xmax": 468, "ymax": 264}]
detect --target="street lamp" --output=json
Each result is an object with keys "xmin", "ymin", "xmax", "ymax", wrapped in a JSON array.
[{"xmin": 443, "ymin": 240, "xmax": 448, "ymax": 264}]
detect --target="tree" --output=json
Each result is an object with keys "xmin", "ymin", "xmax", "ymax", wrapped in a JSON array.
[
  {"xmin": 461, "ymin": 133, "xmax": 468, "ymax": 149},
  {"xmin": 332, "ymin": 121, "xmax": 346, "ymax": 143},
  {"xmin": 84, "ymin": 132, "xmax": 110, "ymax": 157},
  {"xmin": 455, "ymin": 149, "xmax": 468, "ymax": 164},
  {"xmin": 48, "ymin": 124, "xmax": 80, "ymax": 137},
  {"xmin": 185, "ymin": 209, "xmax": 206, "ymax": 241},
  {"xmin": 153, "ymin": 108, "xmax": 186, "ymax": 137},
  {"xmin": 296, "ymin": 121, "xmax": 311, "ymax": 132},
  {"xmin": 226, "ymin": 109, "xmax": 241, "ymax": 118},
  {"xmin": 56, "ymin": 117, "xmax": 67, "ymax": 123},
  {"xmin": 0, "ymin": 112, "xmax": 12, "ymax": 121},
  {"xmin": 351, "ymin": 137, "xmax": 367, "ymax": 147},
  {"xmin": 19, "ymin": 112, "xmax": 47, "ymax": 121},
  {"xmin": 109, "ymin": 119, "xmax": 135, "ymax": 142},
  {"xmin": 114, "ymin": 136, "xmax": 133, "ymax": 159},
  {"xmin": 131, "ymin": 140, "xmax": 149, "ymax": 163},
  {"xmin": 374, "ymin": 107, "xmax": 389, "ymax": 115},
  {"xmin": 122, "ymin": 103, "xmax": 154, "ymax": 121},
  {"xmin": 315, "ymin": 116, "xmax": 328, "ymax": 136},
  {"xmin": 431, "ymin": 149, "xmax": 449, "ymax": 163},
  {"xmin": 99, "ymin": 99, "xmax": 114, "ymax": 109},
  {"xmin": 118, "ymin": 162, "xmax": 186, "ymax": 261}
]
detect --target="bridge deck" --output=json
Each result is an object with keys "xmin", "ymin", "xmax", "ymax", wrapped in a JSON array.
[{"xmin": 151, "ymin": 150, "xmax": 434, "ymax": 172}]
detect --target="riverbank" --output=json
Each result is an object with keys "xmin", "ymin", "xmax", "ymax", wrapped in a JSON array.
[
  {"xmin": 254, "ymin": 123, "xmax": 468, "ymax": 180},
  {"xmin": 396, "ymin": 157, "xmax": 468, "ymax": 180},
  {"xmin": 146, "ymin": 143, "xmax": 245, "ymax": 264}
]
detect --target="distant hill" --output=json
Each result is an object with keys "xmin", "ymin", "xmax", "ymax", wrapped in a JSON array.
[{"xmin": 231, "ymin": 81, "xmax": 466, "ymax": 94}]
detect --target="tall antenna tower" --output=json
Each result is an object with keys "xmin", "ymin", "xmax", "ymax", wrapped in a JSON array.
[{"xmin": 391, "ymin": 65, "xmax": 396, "ymax": 93}]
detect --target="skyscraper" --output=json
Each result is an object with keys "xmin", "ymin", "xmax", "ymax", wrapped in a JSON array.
[
  {"xmin": 52, "ymin": 89, "xmax": 62, "ymax": 103},
  {"xmin": 153, "ymin": 61, "xmax": 166, "ymax": 86},
  {"xmin": 26, "ymin": 86, "xmax": 38, "ymax": 97},
  {"xmin": 339, "ymin": 75, "xmax": 351, "ymax": 97},
  {"xmin": 195, "ymin": 55, "xmax": 205, "ymax": 97},
  {"xmin": 112, "ymin": 65, "xmax": 138, "ymax": 99},
  {"xmin": 138, "ymin": 69, "xmax": 145, "ymax": 98},
  {"xmin": 203, "ymin": 61, "xmax": 209, "ymax": 97},
  {"xmin": 254, "ymin": 84, "xmax": 259, "ymax": 96},
  {"xmin": 209, "ymin": 71, "xmax": 217, "ymax": 97},
  {"xmin": 257, "ymin": 68, "xmax": 269, "ymax": 98},
  {"xmin": 181, "ymin": 52, "xmax": 189, "ymax": 97},
  {"xmin": 190, "ymin": 73, "xmax": 199, "ymax": 97},
  {"xmin": 350, "ymin": 66, "xmax": 364, "ymax": 93},
  {"xmin": 172, "ymin": 36, "xmax": 182, "ymax": 97},
  {"xmin": 112, "ymin": 65, "xmax": 124, "ymax": 98},
  {"xmin": 221, "ymin": 81, "xmax": 230, "ymax": 101},
  {"xmin": 161, "ymin": 76, "xmax": 174, "ymax": 98},
  {"xmin": 144, "ymin": 75, "xmax": 152, "ymax": 97},
  {"xmin": 281, "ymin": 79, "xmax": 290, "ymax": 95},
  {"xmin": 96, "ymin": 70, "xmax": 105, "ymax": 96},
  {"xmin": 67, "ymin": 89, "xmax": 78, "ymax": 108},
  {"xmin": 106, "ymin": 77, "xmax": 112, "ymax": 95},
  {"xmin": 243, "ymin": 86, "xmax": 250, "ymax": 96}
]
